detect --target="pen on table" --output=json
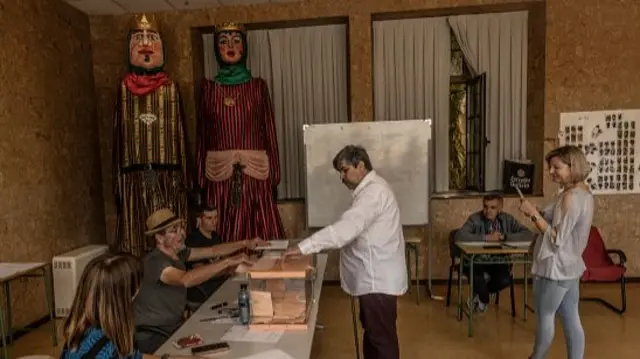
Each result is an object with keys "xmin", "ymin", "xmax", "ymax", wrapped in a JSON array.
[
  {"xmin": 513, "ymin": 185, "xmax": 525, "ymax": 200},
  {"xmin": 210, "ymin": 301, "xmax": 228, "ymax": 311},
  {"xmin": 200, "ymin": 316, "xmax": 224, "ymax": 322}
]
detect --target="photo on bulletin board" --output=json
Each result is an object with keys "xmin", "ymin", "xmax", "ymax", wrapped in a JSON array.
[{"xmin": 559, "ymin": 109, "xmax": 640, "ymax": 195}]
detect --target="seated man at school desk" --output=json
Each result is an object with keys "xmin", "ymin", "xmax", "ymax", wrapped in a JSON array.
[
  {"xmin": 455, "ymin": 194, "xmax": 533, "ymax": 313},
  {"xmin": 133, "ymin": 208, "xmax": 264, "ymax": 354}
]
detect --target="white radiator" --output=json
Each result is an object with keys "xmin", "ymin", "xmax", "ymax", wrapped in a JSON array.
[{"xmin": 52, "ymin": 244, "xmax": 109, "ymax": 318}]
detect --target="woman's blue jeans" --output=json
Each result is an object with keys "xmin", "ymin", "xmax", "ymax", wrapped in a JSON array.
[{"xmin": 531, "ymin": 275, "xmax": 585, "ymax": 359}]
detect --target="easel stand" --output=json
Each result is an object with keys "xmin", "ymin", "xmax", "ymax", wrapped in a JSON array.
[{"xmin": 426, "ymin": 196, "xmax": 443, "ymax": 301}]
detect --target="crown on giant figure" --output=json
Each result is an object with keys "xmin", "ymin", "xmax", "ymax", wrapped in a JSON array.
[
  {"xmin": 132, "ymin": 13, "xmax": 159, "ymax": 32},
  {"xmin": 215, "ymin": 22, "xmax": 245, "ymax": 34}
]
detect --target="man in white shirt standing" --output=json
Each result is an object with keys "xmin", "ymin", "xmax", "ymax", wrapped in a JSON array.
[{"xmin": 283, "ymin": 145, "xmax": 408, "ymax": 359}]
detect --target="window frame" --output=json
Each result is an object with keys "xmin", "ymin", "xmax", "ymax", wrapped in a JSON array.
[
  {"xmin": 464, "ymin": 72, "xmax": 487, "ymax": 192},
  {"xmin": 447, "ymin": 33, "xmax": 488, "ymax": 193}
]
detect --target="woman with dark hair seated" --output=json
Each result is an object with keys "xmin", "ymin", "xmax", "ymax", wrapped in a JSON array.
[{"xmin": 60, "ymin": 252, "xmax": 197, "ymax": 359}]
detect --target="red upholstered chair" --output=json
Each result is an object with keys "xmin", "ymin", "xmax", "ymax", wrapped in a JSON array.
[{"xmin": 580, "ymin": 226, "xmax": 627, "ymax": 314}]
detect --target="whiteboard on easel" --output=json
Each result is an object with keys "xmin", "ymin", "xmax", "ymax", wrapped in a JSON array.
[
  {"xmin": 559, "ymin": 109, "xmax": 640, "ymax": 194},
  {"xmin": 303, "ymin": 119, "xmax": 432, "ymax": 227}
]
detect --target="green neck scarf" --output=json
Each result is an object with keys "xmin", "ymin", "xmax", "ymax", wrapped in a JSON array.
[{"xmin": 215, "ymin": 64, "xmax": 252, "ymax": 85}]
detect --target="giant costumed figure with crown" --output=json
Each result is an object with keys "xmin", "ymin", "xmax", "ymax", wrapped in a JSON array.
[
  {"xmin": 196, "ymin": 22, "xmax": 285, "ymax": 244},
  {"xmin": 113, "ymin": 14, "xmax": 190, "ymax": 256}
]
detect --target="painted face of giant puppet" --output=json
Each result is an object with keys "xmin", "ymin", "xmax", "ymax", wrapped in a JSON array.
[
  {"xmin": 129, "ymin": 15, "xmax": 164, "ymax": 71},
  {"xmin": 216, "ymin": 31, "xmax": 245, "ymax": 65}
]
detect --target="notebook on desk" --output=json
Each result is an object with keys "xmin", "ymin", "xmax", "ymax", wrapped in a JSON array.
[
  {"xmin": 457, "ymin": 241, "xmax": 531, "ymax": 249},
  {"xmin": 456, "ymin": 242, "xmax": 486, "ymax": 247}
]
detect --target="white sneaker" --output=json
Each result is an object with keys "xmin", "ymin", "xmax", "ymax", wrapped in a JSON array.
[
  {"xmin": 477, "ymin": 300, "xmax": 488, "ymax": 313},
  {"xmin": 467, "ymin": 295, "xmax": 477, "ymax": 311},
  {"xmin": 467, "ymin": 295, "xmax": 488, "ymax": 313}
]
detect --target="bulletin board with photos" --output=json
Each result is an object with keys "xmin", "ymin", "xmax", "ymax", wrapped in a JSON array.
[{"xmin": 559, "ymin": 109, "xmax": 639, "ymax": 194}]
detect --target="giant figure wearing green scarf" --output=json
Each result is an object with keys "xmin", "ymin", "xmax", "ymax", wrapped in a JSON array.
[{"xmin": 196, "ymin": 22, "xmax": 285, "ymax": 244}]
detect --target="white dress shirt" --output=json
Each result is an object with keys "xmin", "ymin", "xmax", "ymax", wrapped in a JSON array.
[{"xmin": 298, "ymin": 171, "xmax": 408, "ymax": 297}]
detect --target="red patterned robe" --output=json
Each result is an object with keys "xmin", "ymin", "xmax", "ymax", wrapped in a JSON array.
[{"xmin": 196, "ymin": 77, "xmax": 285, "ymax": 243}]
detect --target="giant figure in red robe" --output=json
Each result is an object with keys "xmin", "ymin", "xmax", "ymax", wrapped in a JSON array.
[
  {"xmin": 196, "ymin": 22, "xmax": 285, "ymax": 243},
  {"xmin": 113, "ymin": 14, "xmax": 190, "ymax": 256}
]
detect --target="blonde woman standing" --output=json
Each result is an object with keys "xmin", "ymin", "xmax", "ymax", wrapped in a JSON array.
[
  {"xmin": 518, "ymin": 145, "xmax": 594, "ymax": 359},
  {"xmin": 61, "ymin": 253, "xmax": 199, "ymax": 359}
]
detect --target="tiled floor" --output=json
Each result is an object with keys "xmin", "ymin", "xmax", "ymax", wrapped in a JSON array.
[{"xmin": 8, "ymin": 283, "xmax": 638, "ymax": 358}]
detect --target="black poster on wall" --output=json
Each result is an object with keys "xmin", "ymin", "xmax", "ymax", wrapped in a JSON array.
[{"xmin": 503, "ymin": 160, "xmax": 535, "ymax": 195}]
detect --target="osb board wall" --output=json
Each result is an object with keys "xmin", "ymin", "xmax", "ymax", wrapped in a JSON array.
[
  {"xmin": 0, "ymin": 0, "xmax": 106, "ymax": 326},
  {"xmin": 544, "ymin": 0, "xmax": 640, "ymax": 273},
  {"xmin": 90, "ymin": 0, "xmax": 640, "ymax": 281}
]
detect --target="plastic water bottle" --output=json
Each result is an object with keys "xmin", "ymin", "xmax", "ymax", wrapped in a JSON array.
[{"xmin": 238, "ymin": 284, "xmax": 250, "ymax": 325}]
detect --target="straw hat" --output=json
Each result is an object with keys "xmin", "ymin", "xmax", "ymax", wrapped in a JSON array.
[{"xmin": 145, "ymin": 208, "xmax": 183, "ymax": 236}]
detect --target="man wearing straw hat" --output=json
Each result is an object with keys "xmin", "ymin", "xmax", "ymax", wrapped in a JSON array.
[{"xmin": 134, "ymin": 208, "xmax": 262, "ymax": 353}]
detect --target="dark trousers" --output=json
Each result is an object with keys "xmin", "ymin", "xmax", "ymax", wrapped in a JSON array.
[
  {"xmin": 358, "ymin": 293, "xmax": 399, "ymax": 359},
  {"xmin": 463, "ymin": 263, "xmax": 511, "ymax": 304},
  {"xmin": 135, "ymin": 322, "xmax": 180, "ymax": 354},
  {"xmin": 135, "ymin": 330, "xmax": 170, "ymax": 354},
  {"xmin": 187, "ymin": 275, "xmax": 228, "ymax": 303}
]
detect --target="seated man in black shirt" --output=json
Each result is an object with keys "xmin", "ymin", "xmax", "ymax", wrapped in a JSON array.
[{"xmin": 186, "ymin": 204, "xmax": 248, "ymax": 302}]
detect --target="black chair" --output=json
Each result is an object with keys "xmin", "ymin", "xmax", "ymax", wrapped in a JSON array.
[{"xmin": 445, "ymin": 229, "xmax": 516, "ymax": 317}]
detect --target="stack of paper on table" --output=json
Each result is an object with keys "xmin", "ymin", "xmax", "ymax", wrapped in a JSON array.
[
  {"xmin": 256, "ymin": 240, "xmax": 289, "ymax": 251},
  {"xmin": 246, "ymin": 256, "xmax": 314, "ymax": 329},
  {"xmin": 235, "ymin": 253, "xmax": 276, "ymax": 276},
  {"xmin": 250, "ymin": 290, "xmax": 274, "ymax": 319},
  {"xmin": 221, "ymin": 325, "xmax": 283, "ymax": 343},
  {"xmin": 250, "ymin": 289, "xmax": 307, "ymax": 324}
]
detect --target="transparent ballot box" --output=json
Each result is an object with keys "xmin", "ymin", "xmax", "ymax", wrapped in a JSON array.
[{"xmin": 247, "ymin": 254, "xmax": 317, "ymax": 330}]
